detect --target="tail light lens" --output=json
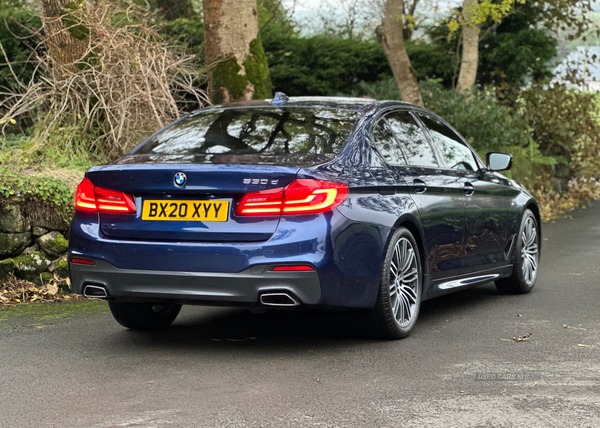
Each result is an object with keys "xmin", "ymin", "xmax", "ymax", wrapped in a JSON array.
[
  {"xmin": 235, "ymin": 186, "xmax": 285, "ymax": 216},
  {"xmin": 282, "ymin": 179, "xmax": 348, "ymax": 214},
  {"xmin": 75, "ymin": 178, "xmax": 136, "ymax": 214},
  {"xmin": 236, "ymin": 179, "xmax": 347, "ymax": 217},
  {"xmin": 74, "ymin": 178, "xmax": 97, "ymax": 212}
]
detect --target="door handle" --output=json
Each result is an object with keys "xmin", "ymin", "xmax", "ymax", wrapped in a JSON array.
[
  {"xmin": 413, "ymin": 179, "xmax": 427, "ymax": 194},
  {"xmin": 464, "ymin": 182, "xmax": 474, "ymax": 196}
]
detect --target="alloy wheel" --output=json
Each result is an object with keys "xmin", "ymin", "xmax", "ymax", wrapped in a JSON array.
[
  {"xmin": 521, "ymin": 217, "xmax": 539, "ymax": 286},
  {"xmin": 389, "ymin": 238, "xmax": 420, "ymax": 328}
]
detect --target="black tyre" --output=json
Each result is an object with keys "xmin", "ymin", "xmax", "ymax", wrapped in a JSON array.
[
  {"xmin": 373, "ymin": 227, "xmax": 422, "ymax": 339},
  {"xmin": 495, "ymin": 209, "xmax": 540, "ymax": 294},
  {"xmin": 108, "ymin": 301, "xmax": 182, "ymax": 330}
]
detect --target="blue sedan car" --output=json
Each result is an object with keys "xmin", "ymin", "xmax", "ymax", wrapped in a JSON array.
[{"xmin": 69, "ymin": 95, "xmax": 540, "ymax": 339}]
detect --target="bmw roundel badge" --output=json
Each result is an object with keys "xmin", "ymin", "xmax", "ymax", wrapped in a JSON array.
[{"xmin": 174, "ymin": 172, "xmax": 187, "ymax": 187}]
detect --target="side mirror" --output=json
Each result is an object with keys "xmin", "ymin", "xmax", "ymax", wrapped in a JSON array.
[{"xmin": 486, "ymin": 152, "xmax": 513, "ymax": 172}]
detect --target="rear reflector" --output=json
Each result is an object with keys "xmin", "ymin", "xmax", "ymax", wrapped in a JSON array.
[
  {"xmin": 71, "ymin": 258, "xmax": 95, "ymax": 265},
  {"xmin": 272, "ymin": 265, "xmax": 314, "ymax": 271},
  {"xmin": 75, "ymin": 178, "xmax": 136, "ymax": 214},
  {"xmin": 236, "ymin": 179, "xmax": 347, "ymax": 216}
]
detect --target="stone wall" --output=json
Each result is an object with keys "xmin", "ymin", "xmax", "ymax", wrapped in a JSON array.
[{"xmin": 0, "ymin": 202, "xmax": 70, "ymax": 287}]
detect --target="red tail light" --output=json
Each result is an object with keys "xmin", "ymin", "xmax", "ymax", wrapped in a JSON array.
[
  {"xmin": 235, "ymin": 186, "xmax": 285, "ymax": 216},
  {"xmin": 75, "ymin": 178, "xmax": 136, "ymax": 214},
  {"xmin": 235, "ymin": 179, "xmax": 348, "ymax": 216},
  {"xmin": 74, "ymin": 178, "xmax": 97, "ymax": 212}
]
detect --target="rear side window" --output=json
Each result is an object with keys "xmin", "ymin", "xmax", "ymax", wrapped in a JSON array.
[
  {"xmin": 418, "ymin": 114, "xmax": 479, "ymax": 172},
  {"xmin": 372, "ymin": 119, "xmax": 407, "ymax": 166},
  {"xmin": 384, "ymin": 111, "xmax": 439, "ymax": 167},
  {"xmin": 135, "ymin": 108, "xmax": 359, "ymax": 156}
]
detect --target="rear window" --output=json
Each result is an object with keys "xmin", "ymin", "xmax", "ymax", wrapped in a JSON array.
[{"xmin": 135, "ymin": 107, "xmax": 359, "ymax": 156}]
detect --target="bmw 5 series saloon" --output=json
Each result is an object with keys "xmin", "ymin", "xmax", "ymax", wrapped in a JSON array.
[{"xmin": 68, "ymin": 94, "xmax": 541, "ymax": 339}]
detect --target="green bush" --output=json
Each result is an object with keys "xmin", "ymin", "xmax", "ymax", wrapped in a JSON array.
[
  {"xmin": 160, "ymin": 17, "xmax": 204, "ymax": 59},
  {"xmin": 404, "ymin": 40, "xmax": 456, "ymax": 84},
  {"xmin": 0, "ymin": 9, "xmax": 41, "ymax": 92},
  {"xmin": 519, "ymin": 85, "xmax": 600, "ymax": 190},
  {"xmin": 262, "ymin": 34, "xmax": 391, "ymax": 96}
]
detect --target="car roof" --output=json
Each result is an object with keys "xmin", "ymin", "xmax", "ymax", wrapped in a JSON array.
[{"xmin": 207, "ymin": 96, "xmax": 415, "ymax": 112}]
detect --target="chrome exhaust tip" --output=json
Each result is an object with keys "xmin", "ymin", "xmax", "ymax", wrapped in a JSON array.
[
  {"xmin": 83, "ymin": 285, "xmax": 108, "ymax": 298},
  {"xmin": 260, "ymin": 292, "xmax": 300, "ymax": 307}
]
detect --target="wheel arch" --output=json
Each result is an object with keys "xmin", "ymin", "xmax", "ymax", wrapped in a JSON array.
[
  {"xmin": 526, "ymin": 201, "xmax": 541, "ymax": 230},
  {"xmin": 525, "ymin": 199, "xmax": 542, "ymax": 254},
  {"xmin": 389, "ymin": 214, "xmax": 428, "ymax": 279}
]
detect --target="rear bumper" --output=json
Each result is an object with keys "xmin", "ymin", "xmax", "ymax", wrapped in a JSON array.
[
  {"xmin": 70, "ymin": 260, "xmax": 321, "ymax": 305},
  {"xmin": 69, "ymin": 209, "xmax": 389, "ymax": 308}
]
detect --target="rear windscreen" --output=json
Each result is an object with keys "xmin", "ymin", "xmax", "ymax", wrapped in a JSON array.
[{"xmin": 134, "ymin": 107, "xmax": 359, "ymax": 156}]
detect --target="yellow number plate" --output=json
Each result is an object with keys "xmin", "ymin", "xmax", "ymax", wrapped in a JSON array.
[{"xmin": 142, "ymin": 200, "xmax": 229, "ymax": 221}]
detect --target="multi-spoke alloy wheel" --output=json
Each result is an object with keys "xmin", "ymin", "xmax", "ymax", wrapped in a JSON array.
[
  {"xmin": 389, "ymin": 238, "xmax": 419, "ymax": 328},
  {"xmin": 521, "ymin": 216, "xmax": 539, "ymax": 286},
  {"xmin": 495, "ymin": 209, "xmax": 540, "ymax": 294},
  {"xmin": 374, "ymin": 227, "xmax": 422, "ymax": 339}
]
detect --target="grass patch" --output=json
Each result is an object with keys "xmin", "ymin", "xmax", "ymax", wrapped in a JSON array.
[
  {"xmin": 0, "ymin": 128, "xmax": 102, "ymax": 174},
  {"xmin": 0, "ymin": 300, "xmax": 109, "ymax": 323}
]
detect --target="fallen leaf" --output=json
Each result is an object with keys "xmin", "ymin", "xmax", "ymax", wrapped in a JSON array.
[
  {"xmin": 513, "ymin": 333, "xmax": 532, "ymax": 342},
  {"xmin": 46, "ymin": 283, "xmax": 58, "ymax": 295}
]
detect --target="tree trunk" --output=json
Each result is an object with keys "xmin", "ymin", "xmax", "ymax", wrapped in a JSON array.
[
  {"xmin": 204, "ymin": 0, "xmax": 272, "ymax": 104},
  {"xmin": 40, "ymin": 0, "xmax": 89, "ymax": 73},
  {"xmin": 377, "ymin": 0, "xmax": 423, "ymax": 107},
  {"xmin": 456, "ymin": 0, "xmax": 481, "ymax": 94}
]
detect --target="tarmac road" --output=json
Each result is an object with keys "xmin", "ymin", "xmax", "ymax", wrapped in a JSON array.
[{"xmin": 1, "ymin": 203, "xmax": 600, "ymax": 428}]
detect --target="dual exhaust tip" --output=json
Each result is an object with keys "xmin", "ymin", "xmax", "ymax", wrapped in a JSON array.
[
  {"xmin": 83, "ymin": 285, "xmax": 108, "ymax": 298},
  {"xmin": 260, "ymin": 292, "xmax": 299, "ymax": 307},
  {"xmin": 83, "ymin": 286, "xmax": 299, "ymax": 307}
]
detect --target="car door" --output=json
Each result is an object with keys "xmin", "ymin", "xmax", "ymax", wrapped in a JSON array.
[
  {"xmin": 371, "ymin": 110, "xmax": 466, "ymax": 282},
  {"xmin": 416, "ymin": 113, "xmax": 513, "ymax": 274}
]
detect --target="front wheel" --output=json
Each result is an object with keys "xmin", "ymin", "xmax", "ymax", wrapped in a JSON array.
[
  {"xmin": 108, "ymin": 301, "xmax": 182, "ymax": 330},
  {"xmin": 495, "ymin": 209, "xmax": 540, "ymax": 294},
  {"xmin": 373, "ymin": 227, "xmax": 422, "ymax": 339}
]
